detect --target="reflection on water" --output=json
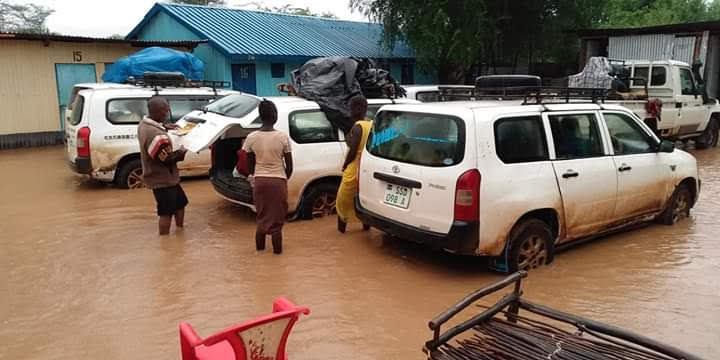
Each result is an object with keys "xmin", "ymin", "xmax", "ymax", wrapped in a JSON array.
[{"xmin": 0, "ymin": 146, "xmax": 718, "ymax": 359}]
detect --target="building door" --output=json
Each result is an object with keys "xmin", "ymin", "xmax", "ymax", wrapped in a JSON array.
[
  {"xmin": 232, "ymin": 64, "xmax": 256, "ymax": 94},
  {"xmin": 55, "ymin": 64, "xmax": 97, "ymax": 129}
]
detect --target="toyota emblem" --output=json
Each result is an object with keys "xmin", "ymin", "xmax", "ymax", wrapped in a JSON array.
[{"xmin": 392, "ymin": 165, "xmax": 400, "ymax": 174}]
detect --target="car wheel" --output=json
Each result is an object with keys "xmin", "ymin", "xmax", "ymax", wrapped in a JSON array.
[
  {"xmin": 507, "ymin": 219, "xmax": 554, "ymax": 273},
  {"xmin": 299, "ymin": 183, "xmax": 338, "ymax": 220},
  {"xmin": 657, "ymin": 184, "xmax": 691, "ymax": 225},
  {"xmin": 115, "ymin": 159, "xmax": 144, "ymax": 189},
  {"xmin": 694, "ymin": 119, "xmax": 718, "ymax": 149}
]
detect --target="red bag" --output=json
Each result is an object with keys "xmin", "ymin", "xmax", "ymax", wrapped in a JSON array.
[{"xmin": 235, "ymin": 149, "xmax": 249, "ymax": 176}]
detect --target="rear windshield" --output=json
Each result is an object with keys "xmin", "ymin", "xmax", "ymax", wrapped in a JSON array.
[
  {"xmin": 204, "ymin": 94, "xmax": 260, "ymax": 118},
  {"xmin": 69, "ymin": 95, "xmax": 85, "ymax": 126},
  {"xmin": 68, "ymin": 86, "xmax": 88, "ymax": 110},
  {"xmin": 368, "ymin": 111, "xmax": 464, "ymax": 167}
]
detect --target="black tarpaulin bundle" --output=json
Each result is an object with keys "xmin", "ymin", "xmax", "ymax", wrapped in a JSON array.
[{"xmin": 291, "ymin": 57, "xmax": 405, "ymax": 133}]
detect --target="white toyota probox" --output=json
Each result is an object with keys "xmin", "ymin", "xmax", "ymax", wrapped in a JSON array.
[
  {"xmin": 65, "ymin": 84, "xmax": 237, "ymax": 188},
  {"xmin": 356, "ymin": 98, "xmax": 700, "ymax": 272}
]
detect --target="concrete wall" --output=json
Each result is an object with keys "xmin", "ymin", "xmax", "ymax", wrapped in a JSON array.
[{"xmin": 0, "ymin": 39, "xmax": 159, "ymax": 137}]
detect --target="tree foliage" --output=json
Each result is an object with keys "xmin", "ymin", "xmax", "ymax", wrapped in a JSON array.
[
  {"xmin": 351, "ymin": 0, "xmax": 720, "ymax": 83},
  {"xmin": 169, "ymin": 0, "xmax": 227, "ymax": 5},
  {"xmin": 0, "ymin": 0, "xmax": 54, "ymax": 33},
  {"xmin": 350, "ymin": 0, "xmax": 603, "ymax": 82},
  {"xmin": 599, "ymin": 0, "xmax": 720, "ymax": 28}
]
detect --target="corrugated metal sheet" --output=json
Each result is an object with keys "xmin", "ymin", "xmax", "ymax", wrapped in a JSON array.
[
  {"xmin": 608, "ymin": 34, "xmax": 696, "ymax": 64},
  {"xmin": 672, "ymin": 36, "xmax": 695, "ymax": 64},
  {"xmin": 609, "ymin": 34, "xmax": 675, "ymax": 60},
  {"xmin": 128, "ymin": 3, "xmax": 414, "ymax": 59}
]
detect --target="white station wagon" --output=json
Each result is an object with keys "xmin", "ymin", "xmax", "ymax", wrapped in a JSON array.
[{"xmin": 356, "ymin": 100, "xmax": 700, "ymax": 272}]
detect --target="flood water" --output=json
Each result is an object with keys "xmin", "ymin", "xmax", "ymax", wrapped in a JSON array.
[{"xmin": 0, "ymin": 146, "xmax": 719, "ymax": 359}]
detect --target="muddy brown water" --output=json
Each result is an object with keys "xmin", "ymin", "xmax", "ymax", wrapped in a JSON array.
[{"xmin": 1, "ymin": 146, "xmax": 719, "ymax": 359}]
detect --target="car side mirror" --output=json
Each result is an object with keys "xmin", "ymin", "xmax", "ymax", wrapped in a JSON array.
[{"xmin": 658, "ymin": 140, "xmax": 675, "ymax": 153}]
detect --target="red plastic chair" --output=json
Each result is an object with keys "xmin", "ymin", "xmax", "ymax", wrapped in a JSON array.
[{"xmin": 180, "ymin": 297, "xmax": 310, "ymax": 360}]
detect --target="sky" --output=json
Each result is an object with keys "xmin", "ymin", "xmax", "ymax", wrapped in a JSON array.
[{"xmin": 10, "ymin": 0, "xmax": 369, "ymax": 37}]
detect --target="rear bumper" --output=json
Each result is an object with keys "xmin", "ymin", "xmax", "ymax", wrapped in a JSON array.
[
  {"xmin": 67, "ymin": 157, "xmax": 91, "ymax": 174},
  {"xmin": 355, "ymin": 196, "xmax": 479, "ymax": 255},
  {"xmin": 210, "ymin": 168, "xmax": 254, "ymax": 205}
]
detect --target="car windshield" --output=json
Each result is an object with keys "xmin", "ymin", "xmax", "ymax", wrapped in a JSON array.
[
  {"xmin": 368, "ymin": 111, "xmax": 464, "ymax": 167},
  {"xmin": 204, "ymin": 94, "xmax": 260, "ymax": 118}
]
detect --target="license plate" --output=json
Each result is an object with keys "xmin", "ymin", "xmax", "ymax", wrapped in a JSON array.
[{"xmin": 384, "ymin": 183, "xmax": 411, "ymax": 209}]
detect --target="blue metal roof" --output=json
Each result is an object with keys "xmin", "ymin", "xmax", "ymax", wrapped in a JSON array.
[{"xmin": 127, "ymin": 3, "xmax": 414, "ymax": 60}]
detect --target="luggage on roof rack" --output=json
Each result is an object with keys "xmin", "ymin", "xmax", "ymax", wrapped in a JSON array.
[
  {"xmin": 288, "ymin": 56, "xmax": 406, "ymax": 133},
  {"xmin": 127, "ymin": 72, "xmax": 230, "ymax": 95}
]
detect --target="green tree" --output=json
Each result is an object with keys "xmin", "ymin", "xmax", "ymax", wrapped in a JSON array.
[
  {"xmin": 169, "ymin": 0, "xmax": 226, "ymax": 6},
  {"xmin": 599, "ymin": 0, "xmax": 720, "ymax": 28},
  {"xmin": 0, "ymin": 0, "xmax": 54, "ymax": 33},
  {"xmin": 351, "ymin": 0, "xmax": 603, "ymax": 82}
]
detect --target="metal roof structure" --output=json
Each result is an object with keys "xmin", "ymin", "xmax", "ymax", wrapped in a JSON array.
[
  {"xmin": 577, "ymin": 20, "xmax": 720, "ymax": 37},
  {"xmin": 126, "ymin": 3, "xmax": 414, "ymax": 60},
  {"xmin": 0, "ymin": 31, "xmax": 206, "ymax": 49}
]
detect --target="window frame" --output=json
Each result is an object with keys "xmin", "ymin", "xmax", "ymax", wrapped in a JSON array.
[
  {"xmin": 546, "ymin": 112, "xmax": 608, "ymax": 160},
  {"xmin": 287, "ymin": 109, "xmax": 340, "ymax": 144},
  {"xmin": 493, "ymin": 115, "xmax": 550, "ymax": 164},
  {"xmin": 630, "ymin": 65, "xmax": 668, "ymax": 88},
  {"xmin": 678, "ymin": 67, "xmax": 697, "ymax": 96},
  {"xmin": 105, "ymin": 96, "xmax": 215, "ymax": 125},
  {"xmin": 271, "ymin": 63, "xmax": 285, "ymax": 79},
  {"xmin": 368, "ymin": 110, "xmax": 466, "ymax": 168},
  {"xmin": 600, "ymin": 111, "xmax": 659, "ymax": 156}
]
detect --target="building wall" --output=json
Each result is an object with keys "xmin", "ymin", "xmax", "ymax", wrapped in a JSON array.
[
  {"xmin": 0, "ymin": 39, "xmax": 159, "ymax": 138},
  {"xmin": 133, "ymin": 10, "xmax": 435, "ymax": 97},
  {"xmin": 134, "ymin": 11, "xmax": 232, "ymax": 85}
]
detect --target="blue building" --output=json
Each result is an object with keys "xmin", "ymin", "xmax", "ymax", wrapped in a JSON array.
[{"xmin": 127, "ymin": 3, "xmax": 435, "ymax": 96}]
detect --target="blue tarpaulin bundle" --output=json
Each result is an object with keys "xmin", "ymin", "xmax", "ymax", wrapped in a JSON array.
[{"xmin": 102, "ymin": 47, "xmax": 204, "ymax": 83}]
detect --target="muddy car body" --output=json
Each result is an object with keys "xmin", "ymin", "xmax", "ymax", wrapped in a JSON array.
[
  {"xmin": 173, "ymin": 94, "xmax": 420, "ymax": 219},
  {"xmin": 65, "ymin": 86, "xmax": 237, "ymax": 188},
  {"xmin": 356, "ymin": 101, "xmax": 700, "ymax": 272}
]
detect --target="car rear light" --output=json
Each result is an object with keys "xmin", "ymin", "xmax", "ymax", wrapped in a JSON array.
[
  {"xmin": 454, "ymin": 169, "xmax": 481, "ymax": 222},
  {"xmin": 77, "ymin": 127, "xmax": 91, "ymax": 157}
]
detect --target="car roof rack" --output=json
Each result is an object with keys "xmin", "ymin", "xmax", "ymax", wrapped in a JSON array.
[{"xmin": 127, "ymin": 72, "xmax": 231, "ymax": 96}]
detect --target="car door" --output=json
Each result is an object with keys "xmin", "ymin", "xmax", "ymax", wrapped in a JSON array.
[
  {"xmin": 676, "ymin": 67, "xmax": 706, "ymax": 134},
  {"xmin": 601, "ymin": 111, "xmax": 671, "ymax": 220},
  {"xmin": 285, "ymin": 109, "xmax": 345, "ymax": 209},
  {"xmin": 547, "ymin": 112, "xmax": 617, "ymax": 241}
]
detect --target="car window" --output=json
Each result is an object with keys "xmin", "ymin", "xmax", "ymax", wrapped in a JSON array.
[
  {"xmin": 168, "ymin": 98, "xmax": 213, "ymax": 122},
  {"xmin": 650, "ymin": 66, "xmax": 667, "ymax": 86},
  {"xmin": 416, "ymin": 91, "xmax": 439, "ymax": 102},
  {"xmin": 603, "ymin": 112, "xmax": 655, "ymax": 155},
  {"xmin": 679, "ymin": 68, "xmax": 696, "ymax": 95},
  {"xmin": 204, "ymin": 94, "xmax": 260, "ymax": 118},
  {"xmin": 494, "ymin": 116, "xmax": 548, "ymax": 164},
  {"xmin": 289, "ymin": 111, "xmax": 339, "ymax": 144},
  {"xmin": 633, "ymin": 66, "xmax": 649, "ymax": 87},
  {"xmin": 369, "ymin": 111, "xmax": 464, "ymax": 167},
  {"xmin": 69, "ymin": 95, "xmax": 85, "ymax": 126},
  {"xmin": 68, "ymin": 86, "xmax": 88, "ymax": 110},
  {"xmin": 549, "ymin": 113, "xmax": 604, "ymax": 159},
  {"xmin": 107, "ymin": 99, "xmax": 148, "ymax": 124},
  {"xmin": 367, "ymin": 105, "xmax": 382, "ymax": 120}
]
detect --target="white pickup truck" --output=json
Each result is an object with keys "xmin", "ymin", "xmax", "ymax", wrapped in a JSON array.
[{"xmin": 597, "ymin": 59, "xmax": 720, "ymax": 149}]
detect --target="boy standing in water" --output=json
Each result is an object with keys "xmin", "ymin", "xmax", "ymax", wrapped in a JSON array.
[{"xmin": 137, "ymin": 96, "xmax": 188, "ymax": 235}]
